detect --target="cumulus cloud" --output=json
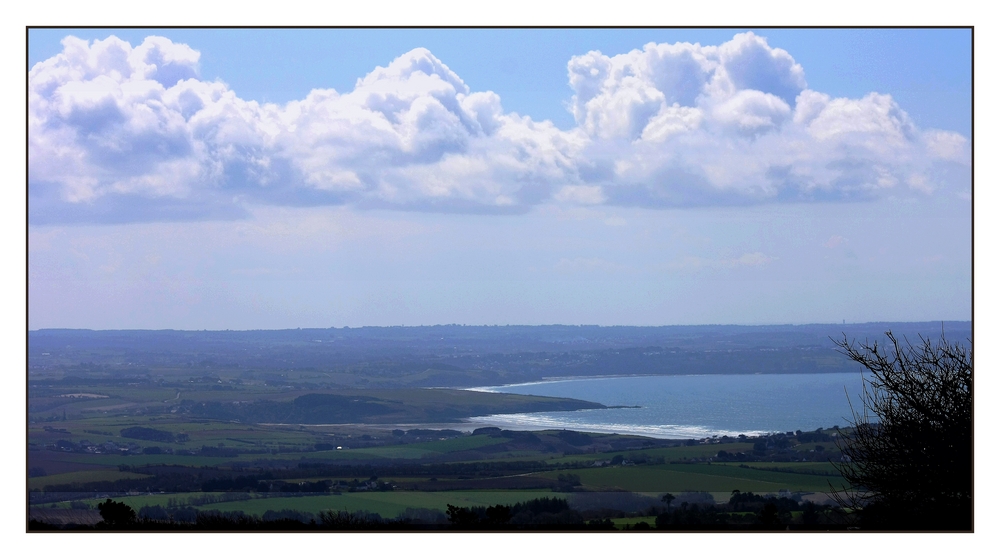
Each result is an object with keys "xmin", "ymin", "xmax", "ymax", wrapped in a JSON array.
[
  {"xmin": 28, "ymin": 33, "xmax": 970, "ymax": 224},
  {"xmin": 29, "ymin": 37, "xmax": 582, "ymax": 222},
  {"xmin": 564, "ymin": 33, "xmax": 968, "ymax": 206}
]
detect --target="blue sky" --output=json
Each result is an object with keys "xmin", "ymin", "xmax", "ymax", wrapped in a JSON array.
[{"xmin": 26, "ymin": 28, "xmax": 972, "ymax": 329}]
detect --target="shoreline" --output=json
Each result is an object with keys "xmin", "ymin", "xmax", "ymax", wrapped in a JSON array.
[
  {"xmin": 262, "ymin": 372, "xmax": 860, "ymax": 439},
  {"xmin": 258, "ymin": 417, "xmax": 771, "ymax": 440},
  {"xmin": 458, "ymin": 370, "xmax": 862, "ymax": 393}
]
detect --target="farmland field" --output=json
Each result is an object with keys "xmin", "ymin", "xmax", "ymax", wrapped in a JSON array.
[
  {"xmin": 28, "ymin": 470, "xmax": 152, "ymax": 491},
  {"xmin": 192, "ymin": 490, "xmax": 567, "ymax": 518},
  {"xmin": 544, "ymin": 442, "xmax": 756, "ymax": 465},
  {"xmin": 27, "ymin": 332, "xmax": 860, "ymax": 529},
  {"xmin": 539, "ymin": 463, "xmax": 844, "ymax": 493}
]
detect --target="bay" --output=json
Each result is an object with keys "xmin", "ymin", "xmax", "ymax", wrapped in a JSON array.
[{"xmin": 466, "ymin": 372, "xmax": 866, "ymax": 439}]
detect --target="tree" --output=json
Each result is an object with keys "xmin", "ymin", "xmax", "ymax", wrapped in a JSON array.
[
  {"xmin": 831, "ymin": 331, "xmax": 972, "ymax": 530},
  {"xmin": 661, "ymin": 493, "xmax": 676, "ymax": 512},
  {"xmin": 97, "ymin": 499, "xmax": 137, "ymax": 528}
]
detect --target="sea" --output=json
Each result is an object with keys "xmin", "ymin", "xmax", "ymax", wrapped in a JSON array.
[{"xmin": 464, "ymin": 372, "xmax": 866, "ymax": 439}]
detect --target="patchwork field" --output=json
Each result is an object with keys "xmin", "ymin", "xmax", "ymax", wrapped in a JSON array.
[
  {"xmin": 539, "ymin": 463, "xmax": 843, "ymax": 493},
  {"xmin": 29, "ymin": 369, "xmax": 850, "ymax": 529}
]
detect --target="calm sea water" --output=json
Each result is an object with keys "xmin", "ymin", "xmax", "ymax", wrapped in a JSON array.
[{"xmin": 466, "ymin": 373, "xmax": 866, "ymax": 439}]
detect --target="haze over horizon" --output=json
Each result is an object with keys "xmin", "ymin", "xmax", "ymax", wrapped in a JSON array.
[
  {"xmin": 27, "ymin": 29, "xmax": 971, "ymax": 330},
  {"xmin": 29, "ymin": 320, "xmax": 972, "ymax": 333}
]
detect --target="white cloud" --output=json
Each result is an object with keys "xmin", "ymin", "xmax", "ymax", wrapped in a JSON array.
[
  {"xmin": 711, "ymin": 90, "xmax": 791, "ymax": 135},
  {"xmin": 715, "ymin": 32, "xmax": 806, "ymax": 104},
  {"xmin": 553, "ymin": 185, "xmax": 606, "ymax": 205},
  {"xmin": 28, "ymin": 33, "xmax": 970, "ymax": 224}
]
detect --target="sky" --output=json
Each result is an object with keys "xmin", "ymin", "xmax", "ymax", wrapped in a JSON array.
[{"xmin": 26, "ymin": 28, "xmax": 973, "ymax": 330}]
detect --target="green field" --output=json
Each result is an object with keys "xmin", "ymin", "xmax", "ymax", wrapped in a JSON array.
[
  {"xmin": 36, "ymin": 452, "xmax": 243, "ymax": 468},
  {"xmin": 30, "ymin": 372, "xmax": 850, "ymax": 527},
  {"xmin": 49, "ymin": 492, "xmax": 232, "ymax": 510},
  {"xmin": 613, "ymin": 516, "xmax": 657, "ymax": 529},
  {"xmin": 29, "ymin": 470, "xmax": 152, "ymax": 491},
  {"xmin": 59, "ymin": 490, "xmax": 568, "ymax": 519},
  {"xmin": 202, "ymin": 490, "xmax": 567, "ymax": 518},
  {"xmin": 545, "ymin": 442, "xmax": 756, "ymax": 465},
  {"xmin": 540, "ymin": 463, "xmax": 843, "ymax": 493},
  {"xmin": 714, "ymin": 461, "xmax": 844, "ymax": 476}
]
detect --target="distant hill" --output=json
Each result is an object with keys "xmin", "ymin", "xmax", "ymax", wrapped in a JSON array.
[{"xmin": 28, "ymin": 322, "xmax": 971, "ymax": 388}]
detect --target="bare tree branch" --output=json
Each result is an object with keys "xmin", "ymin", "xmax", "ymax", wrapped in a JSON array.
[{"xmin": 829, "ymin": 331, "xmax": 972, "ymax": 530}]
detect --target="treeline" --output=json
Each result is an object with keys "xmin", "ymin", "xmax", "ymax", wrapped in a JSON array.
[
  {"xmin": 32, "ymin": 490, "xmax": 846, "ymax": 531},
  {"xmin": 652, "ymin": 490, "xmax": 840, "ymax": 529},
  {"xmin": 444, "ymin": 497, "xmax": 608, "ymax": 529},
  {"xmin": 30, "ymin": 500, "xmax": 410, "ymax": 531},
  {"xmin": 444, "ymin": 492, "xmax": 842, "ymax": 530}
]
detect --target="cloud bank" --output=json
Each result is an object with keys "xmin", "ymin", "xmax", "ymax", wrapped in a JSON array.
[{"xmin": 29, "ymin": 33, "xmax": 970, "ymax": 223}]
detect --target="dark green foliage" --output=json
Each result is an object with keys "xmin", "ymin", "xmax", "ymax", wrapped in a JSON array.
[
  {"xmin": 261, "ymin": 509, "xmax": 316, "ymax": 523},
  {"xmin": 557, "ymin": 473, "xmax": 581, "ymax": 485},
  {"xmin": 198, "ymin": 445, "xmax": 239, "ymax": 457},
  {"xmin": 445, "ymin": 504, "xmax": 483, "ymax": 526},
  {"xmin": 556, "ymin": 430, "xmax": 592, "ymax": 446},
  {"xmin": 138, "ymin": 505, "xmax": 171, "ymax": 521},
  {"xmin": 795, "ymin": 430, "xmax": 833, "ymax": 444},
  {"xmin": 654, "ymin": 503, "xmax": 729, "ymax": 529},
  {"xmin": 97, "ymin": 499, "xmax": 136, "ymax": 527},
  {"xmin": 120, "ymin": 426, "xmax": 176, "ymax": 443},
  {"xmin": 317, "ymin": 510, "xmax": 402, "ymax": 529},
  {"xmin": 445, "ymin": 497, "xmax": 584, "ymax": 528},
  {"xmin": 728, "ymin": 490, "xmax": 799, "ymax": 513},
  {"xmin": 473, "ymin": 427, "xmax": 503, "ymax": 436},
  {"xmin": 500, "ymin": 430, "xmax": 541, "ymax": 443},
  {"xmin": 587, "ymin": 518, "xmax": 615, "ymax": 529},
  {"xmin": 833, "ymin": 332, "xmax": 972, "ymax": 530},
  {"xmin": 801, "ymin": 502, "xmax": 821, "ymax": 525},
  {"xmin": 170, "ymin": 507, "xmax": 198, "ymax": 523},
  {"xmin": 661, "ymin": 493, "xmax": 676, "ymax": 511},
  {"xmin": 757, "ymin": 503, "xmax": 786, "ymax": 526},
  {"xmin": 397, "ymin": 507, "xmax": 448, "ymax": 524},
  {"xmin": 35, "ymin": 508, "xmax": 408, "ymax": 531}
]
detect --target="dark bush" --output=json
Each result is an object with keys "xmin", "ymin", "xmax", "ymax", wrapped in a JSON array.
[{"xmin": 120, "ymin": 426, "xmax": 175, "ymax": 443}]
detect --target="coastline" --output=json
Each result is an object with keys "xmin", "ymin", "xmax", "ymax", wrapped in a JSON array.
[{"xmin": 460, "ymin": 370, "xmax": 861, "ymax": 393}]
